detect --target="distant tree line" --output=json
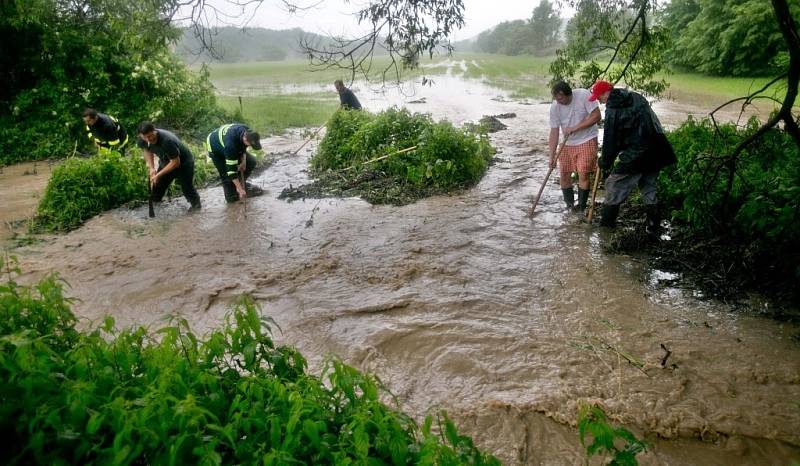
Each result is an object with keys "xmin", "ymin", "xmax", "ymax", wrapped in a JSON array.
[
  {"xmin": 460, "ymin": 0, "xmax": 796, "ymax": 78},
  {"xmin": 176, "ymin": 27, "xmax": 331, "ymax": 63},
  {"xmin": 462, "ymin": 0, "xmax": 561, "ymax": 56}
]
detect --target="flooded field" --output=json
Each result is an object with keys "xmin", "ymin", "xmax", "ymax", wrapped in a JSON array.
[{"xmin": 4, "ymin": 70, "xmax": 799, "ymax": 464}]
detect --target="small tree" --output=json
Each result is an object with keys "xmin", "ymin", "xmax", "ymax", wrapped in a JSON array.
[{"xmin": 530, "ymin": 0, "xmax": 561, "ymax": 54}]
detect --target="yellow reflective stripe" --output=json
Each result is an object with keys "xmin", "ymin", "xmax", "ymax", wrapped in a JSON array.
[
  {"xmin": 225, "ymin": 159, "xmax": 238, "ymax": 165},
  {"xmin": 120, "ymin": 134, "xmax": 129, "ymax": 147},
  {"xmin": 227, "ymin": 170, "xmax": 237, "ymax": 176},
  {"xmin": 108, "ymin": 138, "xmax": 120, "ymax": 145},
  {"xmin": 205, "ymin": 134, "xmax": 212, "ymax": 153},
  {"xmin": 217, "ymin": 124, "xmax": 233, "ymax": 148}
]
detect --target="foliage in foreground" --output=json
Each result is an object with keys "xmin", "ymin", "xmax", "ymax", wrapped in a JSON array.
[
  {"xmin": 0, "ymin": 258, "xmax": 499, "ymax": 465},
  {"xmin": 31, "ymin": 149, "xmax": 247, "ymax": 233},
  {"xmin": 312, "ymin": 108, "xmax": 494, "ymax": 195},
  {"xmin": 578, "ymin": 404, "xmax": 648, "ymax": 466}
]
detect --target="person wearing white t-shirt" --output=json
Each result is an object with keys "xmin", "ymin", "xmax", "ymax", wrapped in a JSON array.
[{"xmin": 548, "ymin": 81, "xmax": 602, "ymax": 210}]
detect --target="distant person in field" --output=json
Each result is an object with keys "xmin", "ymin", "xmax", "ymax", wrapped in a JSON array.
[
  {"xmin": 334, "ymin": 80, "xmax": 362, "ymax": 110},
  {"xmin": 548, "ymin": 81, "xmax": 601, "ymax": 211},
  {"xmin": 136, "ymin": 122, "xmax": 202, "ymax": 212},
  {"xmin": 82, "ymin": 108, "xmax": 129, "ymax": 154},
  {"xmin": 205, "ymin": 123, "xmax": 264, "ymax": 203},
  {"xmin": 590, "ymin": 80, "xmax": 677, "ymax": 234}
]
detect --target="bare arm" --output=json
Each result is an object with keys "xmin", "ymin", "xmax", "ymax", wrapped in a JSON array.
[
  {"xmin": 565, "ymin": 108, "xmax": 601, "ymax": 136},
  {"xmin": 143, "ymin": 150, "xmax": 156, "ymax": 176},
  {"xmin": 548, "ymin": 127, "xmax": 560, "ymax": 168}
]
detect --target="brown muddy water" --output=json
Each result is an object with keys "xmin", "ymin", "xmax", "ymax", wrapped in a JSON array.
[
  {"xmin": 0, "ymin": 160, "xmax": 54, "ymax": 241},
  {"xmin": 4, "ymin": 75, "xmax": 800, "ymax": 465}
]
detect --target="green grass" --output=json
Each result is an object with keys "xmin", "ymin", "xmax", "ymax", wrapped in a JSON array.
[
  {"xmin": 448, "ymin": 53, "xmax": 785, "ymax": 104},
  {"xmin": 451, "ymin": 53, "xmax": 553, "ymax": 98},
  {"xmin": 207, "ymin": 54, "xmax": 787, "ymax": 129},
  {"xmin": 205, "ymin": 56, "xmax": 441, "ymax": 90},
  {"xmin": 660, "ymin": 72, "xmax": 781, "ymax": 107},
  {"xmin": 217, "ymin": 94, "xmax": 340, "ymax": 135}
]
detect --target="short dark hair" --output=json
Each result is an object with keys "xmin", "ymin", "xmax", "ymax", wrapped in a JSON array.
[
  {"xmin": 137, "ymin": 121, "xmax": 156, "ymax": 134},
  {"xmin": 551, "ymin": 81, "xmax": 572, "ymax": 97},
  {"xmin": 82, "ymin": 108, "xmax": 98, "ymax": 118},
  {"xmin": 334, "ymin": 79, "xmax": 344, "ymax": 87},
  {"xmin": 245, "ymin": 130, "xmax": 262, "ymax": 150}
]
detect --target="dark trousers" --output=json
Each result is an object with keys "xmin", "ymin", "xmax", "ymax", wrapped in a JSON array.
[
  {"xmin": 209, "ymin": 152, "xmax": 257, "ymax": 202},
  {"xmin": 151, "ymin": 162, "xmax": 201, "ymax": 208}
]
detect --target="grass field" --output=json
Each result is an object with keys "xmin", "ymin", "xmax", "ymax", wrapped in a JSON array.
[
  {"xmin": 217, "ymin": 94, "xmax": 339, "ymax": 136},
  {"xmin": 204, "ymin": 53, "xmax": 785, "ymax": 133}
]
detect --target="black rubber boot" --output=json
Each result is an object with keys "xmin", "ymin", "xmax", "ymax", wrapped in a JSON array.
[
  {"xmin": 577, "ymin": 188, "xmax": 590, "ymax": 211},
  {"xmin": 600, "ymin": 204, "xmax": 620, "ymax": 228},
  {"xmin": 645, "ymin": 204, "xmax": 660, "ymax": 236},
  {"xmin": 222, "ymin": 180, "xmax": 240, "ymax": 203},
  {"xmin": 561, "ymin": 187, "xmax": 575, "ymax": 209}
]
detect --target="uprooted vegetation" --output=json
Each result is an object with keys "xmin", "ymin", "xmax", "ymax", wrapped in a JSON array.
[{"xmin": 279, "ymin": 108, "xmax": 495, "ymax": 205}]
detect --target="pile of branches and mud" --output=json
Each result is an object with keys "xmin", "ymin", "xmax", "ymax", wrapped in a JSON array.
[{"xmin": 279, "ymin": 108, "xmax": 494, "ymax": 205}]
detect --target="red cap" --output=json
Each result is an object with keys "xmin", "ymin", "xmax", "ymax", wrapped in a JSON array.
[{"xmin": 589, "ymin": 80, "xmax": 614, "ymax": 101}]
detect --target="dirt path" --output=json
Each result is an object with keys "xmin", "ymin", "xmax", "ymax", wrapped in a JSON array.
[{"xmin": 5, "ymin": 78, "xmax": 800, "ymax": 465}]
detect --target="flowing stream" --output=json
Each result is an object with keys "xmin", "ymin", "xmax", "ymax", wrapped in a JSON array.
[{"xmin": 4, "ymin": 73, "xmax": 799, "ymax": 465}]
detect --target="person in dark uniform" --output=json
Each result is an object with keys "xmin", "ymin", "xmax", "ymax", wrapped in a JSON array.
[
  {"xmin": 82, "ymin": 108, "xmax": 129, "ymax": 153},
  {"xmin": 334, "ymin": 80, "xmax": 362, "ymax": 110},
  {"xmin": 136, "ymin": 122, "xmax": 201, "ymax": 212},
  {"xmin": 205, "ymin": 123, "xmax": 263, "ymax": 203}
]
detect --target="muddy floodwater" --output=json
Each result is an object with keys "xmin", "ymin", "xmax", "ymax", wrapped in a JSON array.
[{"xmin": 5, "ymin": 75, "xmax": 800, "ymax": 465}]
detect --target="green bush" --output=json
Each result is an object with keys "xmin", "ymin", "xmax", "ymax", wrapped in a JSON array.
[
  {"xmin": 32, "ymin": 152, "xmax": 148, "ymax": 232},
  {"xmin": 0, "ymin": 257, "xmax": 500, "ymax": 465},
  {"xmin": 661, "ymin": 117, "xmax": 800, "ymax": 244},
  {"xmin": 659, "ymin": 117, "xmax": 800, "ymax": 290},
  {"xmin": 312, "ymin": 108, "xmax": 494, "ymax": 191}
]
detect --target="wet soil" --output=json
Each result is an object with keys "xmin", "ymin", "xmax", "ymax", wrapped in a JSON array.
[{"xmin": 4, "ymin": 73, "xmax": 800, "ymax": 465}]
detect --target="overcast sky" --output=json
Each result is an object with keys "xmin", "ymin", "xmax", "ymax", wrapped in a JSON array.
[{"xmin": 212, "ymin": 0, "xmax": 564, "ymax": 41}]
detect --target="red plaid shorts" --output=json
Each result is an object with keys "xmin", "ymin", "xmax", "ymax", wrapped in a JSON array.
[{"xmin": 559, "ymin": 138, "xmax": 598, "ymax": 176}]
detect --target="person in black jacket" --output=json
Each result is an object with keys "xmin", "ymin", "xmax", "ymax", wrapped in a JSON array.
[
  {"xmin": 205, "ymin": 123, "xmax": 263, "ymax": 203},
  {"xmin": 82, "ymin": 108, "xmax": 129, "ymax": 153},
  {"xmin": 136, "ymin": 122, "xmax": 202, "ymax": 212},
  {"xmin": 334, "ymin": 80, "xmax": 362, "ymax": 110},
  {"xmin": 590, "ymin": 80, "xmax": 677, "ymax": 234}
]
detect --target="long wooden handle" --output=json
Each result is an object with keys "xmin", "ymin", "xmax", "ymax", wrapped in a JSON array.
[
  {"xmin": 586, "ymin": 163, "xmax": 602, "ymax": 223},
  {"xmin": 292, "ymin": 121, "xmax": 328, "ymax": 156},
  {"xmin": 342, "ymin": 146, "xmax": 418, "ymax": 172},
  {"xmin": 147, "ymin": 176, "xmax": 155, "ymax": 218},
  {"xmin": 240, "ymin": 170, "xmax": 247, "ymax": 217},
  {"xmin": 528, "ymin": 136, "xmax": 568, "ymax": 217}
]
